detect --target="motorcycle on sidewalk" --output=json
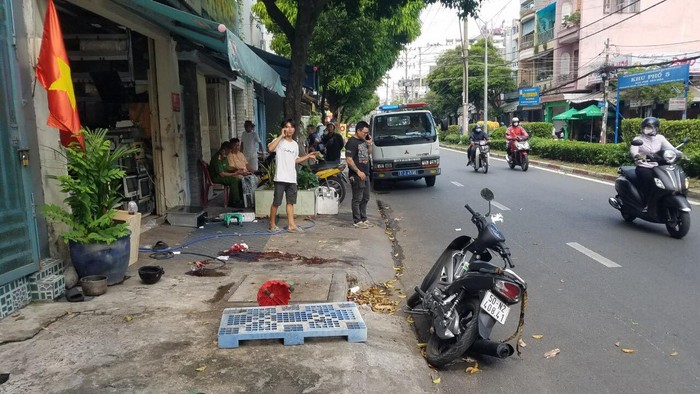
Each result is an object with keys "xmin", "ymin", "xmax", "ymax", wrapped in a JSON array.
[
  {"xmin": 405, "ymin": 189, "xmax": 527, "ymax": 368},
  {"xmin": 507, "ymin": 136, "xmax": 530, "ymax": 171},
  {"xmin": 311, "ymin": 161, "xmax": 348, "ymax": 204},
  {"xmin": 468, "ymin": 140, "xmax": 490, "ymax": 174},
  {"xmin": 609, "ymin": 137, "xmax": 692, "ymax": 239}
]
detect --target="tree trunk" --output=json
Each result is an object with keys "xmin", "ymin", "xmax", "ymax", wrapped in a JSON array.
[{"xmin": 283, "ymin": 0, "xmax": 328, "ymax": 132}]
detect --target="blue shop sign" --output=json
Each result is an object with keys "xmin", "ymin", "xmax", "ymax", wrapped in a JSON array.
[
  {"xmin": 618, "ymin": 64, "xmax": 689, "ymax": 90},
  {"xmin": 519, "ymin": 87, "xmax": 540, "ymax": 106}
]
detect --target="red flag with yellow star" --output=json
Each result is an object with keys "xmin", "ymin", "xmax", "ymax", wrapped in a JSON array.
[{"xmin": 36, "ymin": 0, "xmax": 83, "ymax": 149}]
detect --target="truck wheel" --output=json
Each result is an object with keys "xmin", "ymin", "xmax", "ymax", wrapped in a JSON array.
[{"xmin": 425, "ymin": 176, "xmax": 436, "ymax": 187}]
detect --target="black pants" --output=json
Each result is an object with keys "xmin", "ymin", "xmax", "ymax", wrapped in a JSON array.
[
  {"xmin": 467, "ymin": 144, "xmax": 476, "ymax": 162},
  {"xmin": 635, "ymin": 166, "xmax": 654, "ymax": 201},
  {"xmin": 350, "ymin": 175, "xmax": 370, "ymax": 223}
]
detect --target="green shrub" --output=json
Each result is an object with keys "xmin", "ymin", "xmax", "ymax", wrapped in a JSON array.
[
  {"xmin": 522, "ymin": 122, "xmax": 554, "ymax": 138},
  {"xmin": 447, "ymin": 125, "xmax": 460, "ymax": 135},
  {"xmin": 622, "ymin": 118, "xmax": 700, "ymax": 149},
  {"xmin": 445, "ymin": 133, "xmax": 461, "ymax": 144}
]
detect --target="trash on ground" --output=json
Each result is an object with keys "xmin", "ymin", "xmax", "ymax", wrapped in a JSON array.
[{"xmin": 544, "ymin": 348, "xmax": 560, "ymax": 358}]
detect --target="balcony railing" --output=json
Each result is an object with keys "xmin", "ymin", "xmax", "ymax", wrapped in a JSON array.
[
  {"xmin": 520, "ymin": 34, "xmax": 534, "ymax": 50},
  {"xmin": 520, "ymin": 0, "xmax": 535, "ymax": 16},
  {"xmin": 536, "ymin": 28, "xmax": 554, "ymax": 45}
]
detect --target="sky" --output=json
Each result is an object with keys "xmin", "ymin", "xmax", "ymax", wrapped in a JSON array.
[{"xmin": 377, "ymin": 0, "xmax": 520, "ymax": 104}]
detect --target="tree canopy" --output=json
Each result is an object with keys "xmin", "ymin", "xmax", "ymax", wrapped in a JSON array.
[
  {"xmin": 253, "ymin": 0, "xmax": 485, "ymax": 129},
  {"xmin": 425, "ymin": 38, "xmax": 515, "ymax": 121}
]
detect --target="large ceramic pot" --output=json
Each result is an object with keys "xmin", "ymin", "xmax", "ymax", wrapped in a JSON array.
[{"xmin": 69, "ymin": 233, "xmax": 131, "ymax": 285}]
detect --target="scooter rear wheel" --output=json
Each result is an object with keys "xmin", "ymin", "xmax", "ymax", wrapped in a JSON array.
[
  {"xmin": 326, "ymin": 176, "xmax": 345, "ymax": 204},
  {"xmin": 426, "ymin": 298, "xmax": 480, "ymax": 368}
]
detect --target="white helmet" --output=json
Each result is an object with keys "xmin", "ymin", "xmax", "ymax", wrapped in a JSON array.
[{"xmin": 511, "ymin": 117, "xmax": 520, "ymax": 125}]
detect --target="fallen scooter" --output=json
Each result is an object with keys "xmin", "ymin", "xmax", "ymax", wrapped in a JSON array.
[{"xmin": 406, "ymin": 188, "xmax": 527, "ymax": 367}]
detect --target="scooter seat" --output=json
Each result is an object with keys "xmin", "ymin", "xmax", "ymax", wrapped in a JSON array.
[
  {"xmin": 620, "ymin": 166, "xmax": 638, "ymax": 184},
  {"xmin": 310, "ymin": 161, "xmax": 341, "ymax": 172},
  {"xmin": 468, "ymin": 261, "xmax": 500, "ymax": 273}
]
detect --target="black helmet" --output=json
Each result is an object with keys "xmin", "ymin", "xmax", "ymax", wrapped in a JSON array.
[
  {"xmin": 472, "ymin": 125, "xmax": 483, "ymax": 133},
  {"xmin": 640, "ymin": 117, "xmax": 659, "ymax": 136}
]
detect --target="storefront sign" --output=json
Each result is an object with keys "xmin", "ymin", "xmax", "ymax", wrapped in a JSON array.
[
  {"xmin": 518, "ymin": 87, "xmax": 540, "ymax": 106},
  {"xmin": 629, "ymin": 99, "xmax": 653, "ymax": 108},
  {"xmin": 668, "ymin": 97, "xmax": 686, "ymax": 111}
]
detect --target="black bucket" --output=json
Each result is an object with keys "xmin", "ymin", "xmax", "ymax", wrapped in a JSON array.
[{"xmin": 138, "ymin": 266, "xmax": 165, "ymax": 284}]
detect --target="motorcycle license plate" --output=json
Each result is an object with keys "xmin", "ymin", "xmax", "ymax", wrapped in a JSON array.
[
  {"xmin": 398, "ymin": 170, "xmax": 418, "ymax": 176},
  {"xmin": 480, "ymin": 290, "xmax": 510, "ymax": 325}
]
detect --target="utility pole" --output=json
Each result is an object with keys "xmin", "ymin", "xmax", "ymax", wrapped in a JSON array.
[
  {"xmin": 461, "ymin": 16, "xmax": 469, "ymax": 131},
  {"xmin": 484, "ymin": 22, "xmax": 489, "ymax": 129},
  {"xmin": 384, "ymin": 75, "xmax": 391, "ymax": 105},
  {"xmin": 600, "ymin": 38, "xmax": 610, "ymax": 144},
  {"xmin": 404, "ymin": 49, "xmax": 409, "ymax": 104},
  {"xmin": 418, "ymin": 47, "xmax": 422, "ymax": 99}
]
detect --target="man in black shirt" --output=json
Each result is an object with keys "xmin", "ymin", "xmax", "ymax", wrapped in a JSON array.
[
  {"xmin": 345, "ymin": 121, "xmax": 372, "ymax": 229},
  {"xmin": 321, "ymin": 121, "xmax": 344, "ymax": 162}
]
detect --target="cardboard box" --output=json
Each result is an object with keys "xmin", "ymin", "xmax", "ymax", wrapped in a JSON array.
[{"xmin": 114, "ymin": 210, "xmax": 141, "ymax": 266}]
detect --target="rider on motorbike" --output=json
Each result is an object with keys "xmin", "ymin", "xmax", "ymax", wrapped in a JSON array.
[
  {"xmin": 630, "ymin": 117, "xmax": 681, "ymax": 207},
  {"xmin": 467, "ymin": 125, "xmax": 489, "ymax": 166},
  {"xmin": 506, "ymin": 117, "xmax": 529, "ymax": 163}
]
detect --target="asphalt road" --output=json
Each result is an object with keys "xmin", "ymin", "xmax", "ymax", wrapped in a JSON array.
[{"xmin": 375, "ymin": 147, "xmax": 700, "ymax": 393}]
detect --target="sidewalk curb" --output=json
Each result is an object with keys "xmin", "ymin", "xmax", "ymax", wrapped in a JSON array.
[{"xmin": 442, "ymin": 144, "xmax": 700, "ymax": 201}]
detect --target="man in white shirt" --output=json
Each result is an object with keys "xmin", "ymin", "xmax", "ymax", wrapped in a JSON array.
[
  {"xmin": 240, "ymin": 120, "xmax": 264, "ymax": 171},
  {"xmin": 267, "ymin": 119, "xmax": 315, "ymax": 233}
]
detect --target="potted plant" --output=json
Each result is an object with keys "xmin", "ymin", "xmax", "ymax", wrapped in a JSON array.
[{"xmin": 43, "ymin": 128, "xmax": 139, "ymax": 285}]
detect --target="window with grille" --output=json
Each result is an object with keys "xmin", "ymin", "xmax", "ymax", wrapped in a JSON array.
[{"xmin": 604, "ymin": 0, "xmax": 641, "ymax": 14}]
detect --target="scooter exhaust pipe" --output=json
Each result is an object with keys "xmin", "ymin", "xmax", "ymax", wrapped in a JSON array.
[
  {"xmin": 469, "ymin": 338, "xmax": 514, "ymax": 359},
  {"xmin": 608, "ymin": 197, "xmax": 621, "ymax": 210}
]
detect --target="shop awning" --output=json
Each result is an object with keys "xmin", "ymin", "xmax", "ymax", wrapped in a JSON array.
[
  {"xmin": 247, "ymin": 45, "xmax": 318, "ymax": 91},
  {"xmin": 552, "ymin": 108, "xmax": 579, "ymax": 120},
  {"xmin": 500, "ymin": 101, "xmax": 519, "ymax": 113},
  {"xmin": 114, "ymin": 0, "xmax": 285, "ymax": 96},
  {"xmin": 574, "ymin": 104, "xmax": 603, "ymax": 118}
]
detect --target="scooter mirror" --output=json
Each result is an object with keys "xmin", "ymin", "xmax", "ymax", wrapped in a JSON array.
[
  {"xmin": 682, "ymin": 137, "xmax": 691, "ymax": 144},
  {"xmin": 631, "ymin": 138, "xmax": 644, "ymax": 146},
  {"xmin": 481, "ymin": 188, "xmax": 494, "ymax": 201}
]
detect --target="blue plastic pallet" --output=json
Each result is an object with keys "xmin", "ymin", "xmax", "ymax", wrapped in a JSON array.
[{"xmin": 218, "ymin": 302, "xmax": 367, "ymax": 348}]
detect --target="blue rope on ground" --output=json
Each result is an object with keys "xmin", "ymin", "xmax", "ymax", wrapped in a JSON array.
[{"xmin": 138, "ymin": 220, "xmax": 317, "ymax": 253}]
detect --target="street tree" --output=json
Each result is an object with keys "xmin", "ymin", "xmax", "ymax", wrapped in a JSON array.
[
  {"xmin": 253, "ymin": 0, "xmax": 484, "ymax": 130},
  {"xmin": 425, "ymin": 38, "xmax": 515, "ymax": 121}
]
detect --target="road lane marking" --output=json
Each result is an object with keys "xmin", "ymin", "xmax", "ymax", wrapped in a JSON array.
[
  {"xmin": 567, "ymin": 242, "xmax": 621, "ymax": 268},
  {"xmin": 490, "ymin": 201, "xmax": 510, "ymax": 211},
  {"xmin": 451, "ymin": 181, "xmax": 464, "ymax": 187},
  {"xmin": 442, "ymin": 147, "xmax": 700, "ymax": 205}
]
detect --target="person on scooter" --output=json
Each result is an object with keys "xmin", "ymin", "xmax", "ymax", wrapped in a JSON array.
[
  {"xmin": 630, "ymin": 117, "xmax": 680, "ymax": 208},
  {"xmin": 506, "ymin": 117, "xmax": 528, "ymax": 163},
  {"xmin": 467, "ymin": 125, "xmax": 489, "ymax": 166}
]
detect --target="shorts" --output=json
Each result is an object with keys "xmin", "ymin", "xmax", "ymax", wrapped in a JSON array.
[{"xmin": 273, "ymin": 182, "xmax": 297, "ymax": 206}]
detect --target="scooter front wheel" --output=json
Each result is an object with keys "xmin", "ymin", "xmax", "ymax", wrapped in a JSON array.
[
  {"xmin": 666, "ymin": 209, "xmax": 690, "ymax": 239},
  {"xmin": 621, "ymin": 211, "xmax": 636, "ymax": 222},
  {"xmin": 521, "ymin": 155, "xmax": 529, "ymax": 171}
]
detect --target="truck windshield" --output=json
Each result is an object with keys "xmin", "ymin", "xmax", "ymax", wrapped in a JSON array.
[{"xmin": 372, "ymin": 112, "xmax": 437, "ymax": 147}]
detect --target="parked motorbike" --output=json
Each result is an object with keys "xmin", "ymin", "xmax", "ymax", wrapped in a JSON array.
[
  {"xmin": 406, "ymin": 188, "xmax": 527, "ymax": 367},
  {"xmin": 469, "ymin": 140, "xmax": 490, "ymax": 174},
  {"xmin": 507, "ymin": 136, "xmax": 530, "ymax": 171},
  {"xmin": 311, "ymin": 161, "xmax": 348, "ymax": 204},
  {"xmin": 608, "ymin": 137, "xmax": 692, "ymax": 239}
]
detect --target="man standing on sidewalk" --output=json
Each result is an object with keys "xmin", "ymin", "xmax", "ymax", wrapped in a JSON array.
[
  {"xmin": 345, "ymin": 121, "xmax": 373, "ymax": 229},
  {"xmin": 241, "ymin": 120, "xmax": 264, "ymax": 171},
  {"xmin": 267, "ymin": 119, "xmax": 316, "ymax": 233}
]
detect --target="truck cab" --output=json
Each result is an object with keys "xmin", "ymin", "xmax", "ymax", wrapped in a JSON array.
[{"xmin": 369, "ymin": 103, "xmax": 444, "ymax": 187}]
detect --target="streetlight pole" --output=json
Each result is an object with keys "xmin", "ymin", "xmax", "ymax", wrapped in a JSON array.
[
  {"xmin": 461, "ymin": 16, "xmax": 469, "ymax": 132},
  {"xmin": 600, "ymin": 38, "xmax": 610, "ymax": 144},
  {"xmin": 484, "ymin": 23, "xmax": 489, "ymax": 130}
]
